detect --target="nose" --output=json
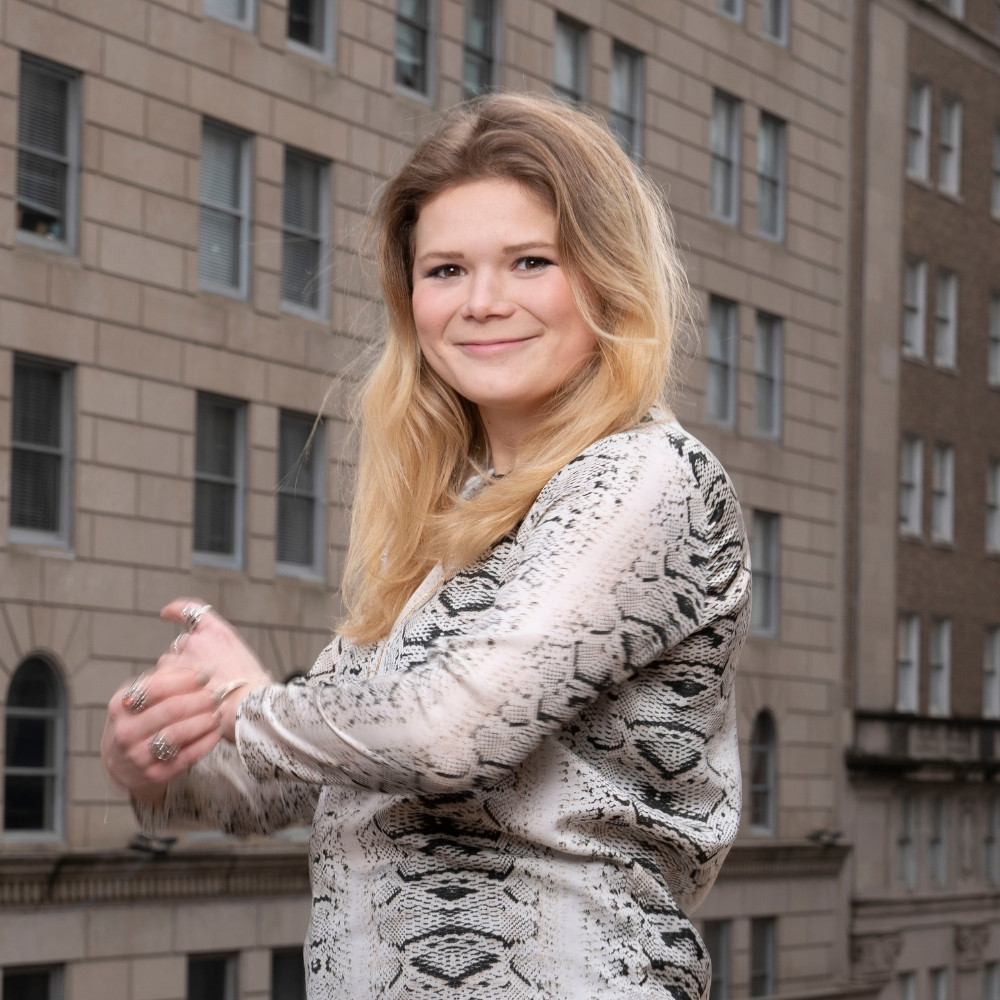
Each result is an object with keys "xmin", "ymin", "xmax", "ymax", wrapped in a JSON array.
[{"xmin": 460, "ymin": 270, "xmax": 515, "ymax": 321}]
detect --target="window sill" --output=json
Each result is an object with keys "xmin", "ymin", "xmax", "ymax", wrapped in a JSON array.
[
  {"xmin": 286, "ymin": 39, "xmax": 335, "ymax": 65},
  {"xmin": 7, "ymin": 535, "xmax": 74, "ymax": 556}
]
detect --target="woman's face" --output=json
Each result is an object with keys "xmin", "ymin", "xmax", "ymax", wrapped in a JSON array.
[{"xmin": 410, "ymin": 178, "xmax": 597, "ymax": 470}]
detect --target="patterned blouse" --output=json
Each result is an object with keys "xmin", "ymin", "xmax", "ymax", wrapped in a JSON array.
[{"xmin": 144, "ymin": 416, "xmax": 751, "ymax": 999}]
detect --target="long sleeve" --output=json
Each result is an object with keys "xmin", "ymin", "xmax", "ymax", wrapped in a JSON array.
[{"xmin": 235, "ymin": 422, "xmax": 749, "ymax": 796}]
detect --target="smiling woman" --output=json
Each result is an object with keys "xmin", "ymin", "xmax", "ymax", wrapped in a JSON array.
[{"xmin": 102, "ymin": 92, "xmax": 751, "ymax": 1000}]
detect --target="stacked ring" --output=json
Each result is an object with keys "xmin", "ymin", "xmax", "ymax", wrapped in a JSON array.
[{"xmin": 149, "ymin": 732, "xmax": 180, "ymax": 762}]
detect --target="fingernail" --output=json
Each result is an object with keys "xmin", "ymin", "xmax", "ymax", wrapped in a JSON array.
[{"xmin": 196, "ymin": 671, "xmax": 211, "ymax": 686}]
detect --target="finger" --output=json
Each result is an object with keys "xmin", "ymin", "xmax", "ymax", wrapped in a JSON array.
[
  {"xmin": 160, "ymin": 598, "xmax": 217, "ymax": 628},
  {"xmin": 112, "ymin": 665, "xmax": 212, "ymax": 719}
]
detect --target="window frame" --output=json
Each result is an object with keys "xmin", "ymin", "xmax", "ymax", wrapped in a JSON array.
[
  {"xmin": 906, "ymin": 80, "xmax": 931, "ymax": 181},
  {"xmin": 897, "ymin": 795, "xmax": 917, "ymax": 888},
  {"xmin": 757, "ymin": 112, "xmax": 786, "ymax": 241},
  {"xmin": 395, "ymin": 0, "xmax": 435, "ymax": 99},
  {"xmin": 286, "ymin": 0, "xmax": 336, "ymax": 60},
  {"xmin": 193, "ymin": 393, "xmax": 247, "ymax": 570},
  {"xmin": 198, "ymin": 119, "xmax": 253, "ymax": 300},
  {"xmin": 749, "ymin": 917, "xmax": 777, "ymax": 998},
  {"xmin": 710, "ymin": 91, "xmax": 742, "ymax": 225},
  {"xmin": 749, "ymin": 710, "xmax": 777, "ymax": 834},
  {"xmin": 931, "ymin": 443, "xmax": 955, "ymax": 544},
  {"xmin": 16, "ymin": 55, "xmax": 80, "ymax": 255},
  {"xmin": 933, "ymin": 270, "xmax": 957, "ymax": 369},
  {"xmin": 3, "ymin": 655, "xmax": 67, "ymax": 841},
  {"xmin": 902, "ymin": 258, "xmax": 927, "ymax": 359},
  {"xmin": 988, "ymin": 293, "xmax": 1000, "ymax": 387},
  {"xmin": 462, "ymin": 0, "xmax": 500, "ymax": 98},
  {"xmin": 281, "ymin": 147, "xmax": 331, "ymax": 319},
  {"xmin": 985, "ymin": 627, "xmax": 1000, "ymax": 720},
  {"xmin": 276, "ymin": 409, "xmax": 326, "ymax": 579},
  {"xmin": 9, "ymin": 355, "xmax": 75, "ymax": 548},
  {"xmin": 705, "ymin": 295, "xmax": 738, "ymax": 427},
  {"xmin": 750, "ymin": 511, "xmax": 780, "ymax": 636},
  {"xmin": 716, "ymin": 0, "xmax": 744, "ymax": 22},
  {"xmin": 754, "ymin": 312, "xmax": 782, "ymax": 439},
  {"xmin": 552, "ymin": 15, "xmax": 587, "ymax": 104},
  {"xmin": 928, "ymin": 618, "xmax": 951, "ymax": 716},
  {"xmin": 899, "ymin": 436, "xmax": 923, "ymax": 536},
  {"xmin": 609, "ymin": 42, "xmax": 644, "ymax": 159},
  {"xmin": 187, "ymin": 953, "xmax": 239, "ymax": 1000},
  {"xmin": 992, "ymin": 128, "xmax": 1000, "ymax": 219},
  {"xmin": 928, "ymin": 797, "xmax": 947, "ymax": 886},
  {"xmin": 703, "ymin": 920, "xmax": 732, "ymax": 1000},
  {"xmin": 985, "ymin": 806, "xmax": 1000, "ymax": 883},
  {"xmin": 204, "ymin": 0, "xmax": 255, "ymax": 31},
  {"xmin": 986, "ymin": 460, "xmax": 1000, "ymax": 554},
  {"xmin": 896, "ymin": 614, "xmax": 920, "ymax": 713},
  {"xmin": 761, "ymin": 0, "xmax": 789, "ymax": 44},
  {"xmin": 271, "ymin": 948, "xmax": 307, "ymax": 1000},
  {"xmin": 938, "ymin": 96, "xmax": 962, "ymax": 196}
]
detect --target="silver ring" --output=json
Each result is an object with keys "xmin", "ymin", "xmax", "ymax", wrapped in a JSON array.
[
  {"xmin": 182, "ymin": 603, "xmax": 212, "ymax": 631},
  {"xmin": 170, "ymin": 632, "xmax": 187, "ymax": 654},
  {"xmin": 213, "ymin": 679, "xmax": 249, "ymax": 707},
  {"xmin": 149, "ymin": 732, "xmax": 180, "ymax": 763},
  {"xmin": 122, "ymin": 674, "xmax": 150, "ymax": 713}
]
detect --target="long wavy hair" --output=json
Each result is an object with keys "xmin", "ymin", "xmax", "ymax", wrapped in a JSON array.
[{"xmin": 341, "ymin": 92, "xmax": 694, "ymax": 643}]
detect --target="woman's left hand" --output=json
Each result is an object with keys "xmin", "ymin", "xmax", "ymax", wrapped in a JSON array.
[{"xmin": 160, "ymin": 599, "xmax": 273, "ymax": 743}]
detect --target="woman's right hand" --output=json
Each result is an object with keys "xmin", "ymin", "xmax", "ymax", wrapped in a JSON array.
[{"xmin": 101, "ymin": 661, "xmax": 222, "ymax": 806}]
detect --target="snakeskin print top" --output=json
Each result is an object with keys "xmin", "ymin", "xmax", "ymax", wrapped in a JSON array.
[{"xmin": 144, "ymin": 416, "xmax": 751, "ymax": 999}]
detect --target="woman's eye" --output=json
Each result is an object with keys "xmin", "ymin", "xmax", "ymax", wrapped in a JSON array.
[
  {"xmin": 515, "ymin": 256, "xmax": 553, "ymax": 272},
  {"xmin": 428, "ymin": 264, "xmax": 463, "ymax": 278}
]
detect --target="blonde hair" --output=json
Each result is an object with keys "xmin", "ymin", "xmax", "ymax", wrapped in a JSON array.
[{"xmin": 341, "ymin": 92, "xmax": 693, "ymax": 643}]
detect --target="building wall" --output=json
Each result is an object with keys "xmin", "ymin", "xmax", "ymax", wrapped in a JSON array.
[{"xmin": 0, "ymin": 0, "xmax": 855, "ymax": 996}]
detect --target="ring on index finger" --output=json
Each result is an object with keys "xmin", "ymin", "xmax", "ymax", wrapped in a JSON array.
[{"xmin": 182, "ymin": 603, "xmax": 212, "ymax": 631}]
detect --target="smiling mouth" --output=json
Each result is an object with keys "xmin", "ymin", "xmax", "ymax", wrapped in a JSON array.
[{"xmin": 458, "ymin": 336, "xmax": 536, "ymax": 351}]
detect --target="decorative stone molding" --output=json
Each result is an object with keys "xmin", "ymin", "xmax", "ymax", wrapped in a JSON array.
[
  {"xmin": 850, "ymin": 932, "xmax": 902, "ymax": 983},
  {"xmin": 0, "ymin": 848, "xmax": 309, "ymax": 907},
  {"xmin": 719, "ymin": 841, "xmax": 850, "ymax": 880},
  {"xmin": 955, "ymin": 924, "xmax": 990, "ymax": 970}
]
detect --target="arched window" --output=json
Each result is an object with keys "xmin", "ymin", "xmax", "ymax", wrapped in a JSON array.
[
  {"xmin": 749, "ymin": 710, "xmax": 777, "ymax": 834},
  {"xmin": 4, "ymin": 655, "xmax": 66, "ymax": 836}
]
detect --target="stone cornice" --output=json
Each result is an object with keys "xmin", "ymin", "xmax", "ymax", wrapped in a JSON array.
[
  {"xmin": 0, "ymin": 846, "xmax": 309, "ymax": 908},
  {"xmin": 718, "ymin": 840, "xmax": 851, "ymax": 880}
]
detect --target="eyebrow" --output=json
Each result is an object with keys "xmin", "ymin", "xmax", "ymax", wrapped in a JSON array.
[{"xmin": 414, "ymin": 241, "xmax": 557, "ymax": 265}]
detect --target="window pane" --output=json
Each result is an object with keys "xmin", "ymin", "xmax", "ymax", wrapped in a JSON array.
[
  {"xmin": 11, "ymin": 450, "xmax": 61, "ymax": 531},
  {"xmin": 196, "ymin": 398, "xmax": 238, "ymax": 477},
  {"xmin": 194, "ymin": 480, "xmax": 237, "ymax": 554},
  {"xmin": 272, "ymin": 949, "xmax": 307, "ymax": 1000},
  {"xmin": 282, "ymin": 236, "xmax": 322, "ymax": 309},
  {"xmin": 288, "ymin": 0, "xmax": 322, "ymax": 47},
  {"xmin": 3, "ymin": 968, "xmax": 58, "ymax": 1000},
  {"xmin": 199, "ymin": 208, "xmax": 241, "ymax": 288},
  {"xmin": 13, "ymin": 360, "xmax": 62, "ymax": 447},
  {"xmin": 188, "ymin": 955, "xmax": 237, "ymax": 1000},
  {"xmin": 3, "ymin": 774, "xmax": 51, "ymax": 830}
]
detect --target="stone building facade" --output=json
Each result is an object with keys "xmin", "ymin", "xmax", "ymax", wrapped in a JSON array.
[
  {"xmin": 847, "ymin": 0, "xmax": 1000, "ymax": 995},
  {"xmin": 0, "ymin": 0, "xmax": 873, "ymax": 997}
]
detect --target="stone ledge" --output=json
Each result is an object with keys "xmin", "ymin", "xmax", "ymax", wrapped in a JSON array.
[
  {"xmin": 0, "ymin": 844, "xmax": 309, "ymax": 907},
  {"xmin": 718, "ymin": 840, "xmax": 850, "ymax": 879}
]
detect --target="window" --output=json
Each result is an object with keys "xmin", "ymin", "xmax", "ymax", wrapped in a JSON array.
[
  {"xmin": 902, "ymin": 259, "xmax": 927, "ymax": 359},
  {"xmin": 906, "ymin": 81, "xmax": 930, "ymax": 181},
  {"xmin": 943, "ymin": 0, "xmax": 964, "ymax": 14},
  {"xmin": 277, "ymin": 410, "xmax": 325, "ymax": 576},
  {"xmin": 901, "ymin": 973, "xmax": 918, "ymax": 1000},
  {"xmin": 992, "ymin": 129, "xmax": 1000, "ymax": 218},
  {"xmin": 899, "ymin": 436, "xmax": 922, "ymax": 535},
  {"xmin": 4, "ymin": 656, "xmax": 66, "ymax": 836},
  {"xmin": 928, "ymin": 619, "xmax": 951, "ymax": 716},
  {"xmin": 931, "ymin": 444, "xmax": 954, "ymax": 543},
  {"xmin": 985, "ymin": 802, "xmax": 1000, "ymax": 882},
  {"xmin": 754, "ymin": 312, "xmax": 782, "ymax": 438},
  {"xmin": 757, "ymin": 113, "xmax": 786, "ymax": 240},
  {"xmin": 716, "ymin": 0, "xmax": 743, "ymax": 21},
  {"xmin": 939, "ymin": 97, "xmax": 962, "ymax": 196},
  {"xmin": 287, "ymin": 0, "xmax": 334, "ymax": 58},
  {"xmin": 988, "ymin": 294, "xmax": 1000, "ymax": 386},
  {"xmin": 986, "ymin": 460, "xmax": 1000, "ymax": 553},
  {"xmin": 985, "ymin": 627, "xmax": 1000, "ymax": 719},
  {"xmin": 898, "ymin": 796, "xmax": 917, "ymax": 887},
  {"xmin": 710, "ymin": 92, "xmax": 741, "ymax": 224},
  {"xmin": 750, "ymin": 512, "xmax": 779, "ymax": 636},
  {"xmin": 553, "ymin": 16, "xmax": 586, "ymax": 103},
  {"xmin": 16, "ymin": 56, "xmax": 79, "ymax": 251},
  {"xmin": 705, "ymin": 296, "xmax": 737, "ymax": 426},
  {"xmin": 609, "ymin": 43, "xmax": 643, "ymax": 158},
  {"xmin": 761, "ymin": 0, "xmax": 788, "ymax": 43},
  {"xmin": 928, "ymin": 796, "xmax": 947, "ymax": 885},
  {"xmin": 271, "ymin": 949, "xmax": 306, "ymax": 1000},
  {"xmin": 932, "ymin": 971, "xmax": 950, "ymax": 1000},
  {"xmin": 749, "ymin": 710, "xmax": 777, "ymax": 833},
  {"xmin": 896, "ymin": 614, "xmax": 919, "ymax": 713},
  {"xmin": 188, "ymin": 955, "xmax": 238, "ymax": 1000},
  {"xmin": 986, "ymin": 963, "xmax": 1000, "ymax": 1000},
  {"xmin": 10, "ymin": 356, "xmax": 74, "ymax": 546},
  {"xmin": 750, "ymin": 917, "xmax": 776, "ymax": 997},
  {"xmin": 194, "ymin": 394, "xmax": 246, "ymax": 568},
  {"xmin": 395, "ymin": 0, "xmax": 432, "ymax": 95},
  {"xmin": 282, "ymin": 149, "xmax": 330, "ymax": 317},
  {"xmin": 2, "ymin": 966, "xmax": 64, "ymax": 1000},
  {"xmin": 199, "ymin": 120, "xmax": 252, "ymax": 298},
  {"xmin": 703, "ymin": 921, "xmax": 731, "ymax": 1000},
  {"xmin": 205, "ymin": 0, "xmax": 253, "ymax": 29},
  {"xmin": 933, "ymin": 271, "xmax": 957, "ymax": 368},
  {"xmin": 463, "ymin": 0, "xmax": 498, "ymax": 98}
]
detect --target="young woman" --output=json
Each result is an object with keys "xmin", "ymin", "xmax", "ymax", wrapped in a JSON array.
[{"xmin": 103, "ymin": 92, "xmax": 751, "ymax": 999}]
